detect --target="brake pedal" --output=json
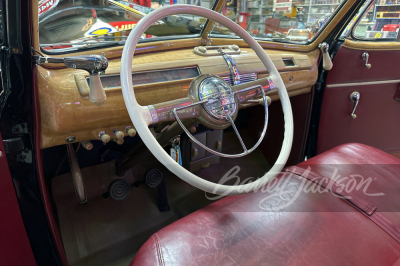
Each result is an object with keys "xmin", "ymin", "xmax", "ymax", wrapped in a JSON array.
[{"xmin": 108, "ymin": 179, "xmax": 131, "ymax": 201}]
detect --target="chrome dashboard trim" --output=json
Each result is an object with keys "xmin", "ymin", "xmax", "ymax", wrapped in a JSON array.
[
  {"xmin": 222, "ymin": 73, "xmax": 257, "ymax": 85},
  {"xmin": 148, "ymin": 105, "xmax": 159, "ymax": 124},
  {"xmin": 326, "ymin": 79, "xmax": 400, "ymax": 88},
  {"xmin": 222, "ymin": 54, "xmax": 240, "ymax": 85}
]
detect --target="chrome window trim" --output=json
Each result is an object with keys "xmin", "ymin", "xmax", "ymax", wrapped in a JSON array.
[
  {"xmin": 326, "ymin": 79, "xmax": 400, "ymax": 88},
  {"xmin": 347, "ymin": 0, "xmax": 398, "ymax": 42}
]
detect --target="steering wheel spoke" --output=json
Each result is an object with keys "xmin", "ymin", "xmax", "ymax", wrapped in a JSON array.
[{"xmin": 226, "ymin": 114, "xmax": 247, "ymax": 152}]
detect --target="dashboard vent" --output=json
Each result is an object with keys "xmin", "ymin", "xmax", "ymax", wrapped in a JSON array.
[
  {"xmin": 86, "ymin": 66, "xmax": 200, "ymax": 90},
  {"xmin": 222, "ymin": 73, "xmax": 257, "ymax": 86}
]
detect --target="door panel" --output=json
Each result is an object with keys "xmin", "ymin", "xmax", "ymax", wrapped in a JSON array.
[
  {"xmin": 0, "ymin": 132, "xmax": 36, "ymax": 266},
  {"xmin": 317, "ymin": 44, "xmax": 400, "ymax": 154},
  {"xmin": 326, "ymin": 46, "xmax": 400, "ymax": 84}
]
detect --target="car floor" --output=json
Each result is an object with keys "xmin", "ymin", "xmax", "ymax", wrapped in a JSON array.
[{"xmin": 51, "ymin": 129, "xmax": 271, "ymax": 266}]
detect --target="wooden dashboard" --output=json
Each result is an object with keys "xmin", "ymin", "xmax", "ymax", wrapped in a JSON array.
[{"xmin": 37, "ymin": 47, "xmax": 320, "ymax": 148}]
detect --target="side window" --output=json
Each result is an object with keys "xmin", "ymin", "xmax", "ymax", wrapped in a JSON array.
[{"xmin": 352, "ymin": 0, "xmax": 399, "ymax": 40}]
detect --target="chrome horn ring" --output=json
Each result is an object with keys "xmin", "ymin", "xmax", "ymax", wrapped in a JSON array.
[{"xmin": 172, "ymin": 79, "xmax": 269, "ymax": 158}]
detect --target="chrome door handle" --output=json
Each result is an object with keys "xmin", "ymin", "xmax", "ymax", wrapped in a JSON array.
[
  {"xmin": 362, "ymin": 52, "xmax": 371, "ymax": 69},
  {"xmin": 349, "ymin": 91, "xmax": 360, "ymax": 119}
]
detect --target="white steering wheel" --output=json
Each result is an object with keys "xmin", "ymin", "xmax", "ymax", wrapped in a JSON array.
[{"xmin": 121, "ymin": 4, "xmax": 293, "ymax": 195}]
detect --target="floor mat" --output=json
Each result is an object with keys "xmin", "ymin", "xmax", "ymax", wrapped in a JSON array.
[{"xmin": 52, "ymin": 130, "xmax": 270, "ymax": 266}]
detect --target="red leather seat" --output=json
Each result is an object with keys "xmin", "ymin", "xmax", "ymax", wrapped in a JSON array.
[
  {"xmin": 286, "ymin": 143, "xmax": 400, "ymax": 228},
  {"xmin": 131, "ymin": 144, "xmax": 400, "ymax": 266}
]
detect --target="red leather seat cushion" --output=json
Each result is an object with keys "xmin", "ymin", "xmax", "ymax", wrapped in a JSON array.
[
  {"xmin": 131, "ymin": 144, "xmax": 400, "ymax": 266},
  {"xmin": 287, "ymin": 143, "xmax": 400, "ymax": 227}
]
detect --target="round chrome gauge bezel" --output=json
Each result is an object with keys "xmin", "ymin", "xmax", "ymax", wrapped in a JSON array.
[{"xmin": 198, "ymin": 76, "xmax": 237, "ymax": 120}]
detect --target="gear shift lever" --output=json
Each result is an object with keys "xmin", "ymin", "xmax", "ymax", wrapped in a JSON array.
[{"xmin": 34, "ymin": 54, "xmax": 109, "ymax": 105}]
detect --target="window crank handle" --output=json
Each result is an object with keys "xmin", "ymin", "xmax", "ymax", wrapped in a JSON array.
[
  {"xmin": 349, "ymin": 91, "xmax": 360, "ymax": 119},
  {"xmin": 362, "ymin": 52, "xmax": 371, "ymax": 69}
]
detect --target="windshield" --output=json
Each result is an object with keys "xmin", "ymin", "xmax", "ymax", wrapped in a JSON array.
[
  {"xmin": 213, "ymin": 0, "xmax": 346, "ymax": 43},
  {"xmin": 39, "ymin": 0, "xmax": 216, "ymax": 53},
  {"xmin": 39, "ymin": 0, "xmax": 346, "ymax": 53}
]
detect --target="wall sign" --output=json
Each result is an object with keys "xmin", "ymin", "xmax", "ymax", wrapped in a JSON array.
[
  {"xmin": 273, "ymin": 0, "xmax": 292, "ymax": 12},
  {"xmin": 38, "ymin": 0, "xmax": 60, "ymax": 17}
]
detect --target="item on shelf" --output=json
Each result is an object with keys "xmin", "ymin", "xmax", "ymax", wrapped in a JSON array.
[
  {"xmin": 382, "ymin": 24, "xmax": 400, "ymax": 32},
  {"xmin": 248, "ymin": 1, "xmax": 260, "ymax": 8},
  {"xmin": 366, "ymin": 30, "xmax": 398, "ymax": 38}
]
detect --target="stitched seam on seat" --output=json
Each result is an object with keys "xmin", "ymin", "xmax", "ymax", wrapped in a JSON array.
[
  {"xmin": 153, "ymin": 233, "xmax": 165, "ymax": 266},
  {"xmin": 364, "ymin": 204, "xmax": 376, "ymax": 215},
  {"xmin": 285, "ymin": 166, "xmax": 400, "ymax": 245},
  {"xmin": 287, "ymin": 169, "xmax": 400, "ymax": 258},
  {"xmin": 308, "ymin": 181, "xmax": 400, "ymax": 258},
  {"xmin": 343, "ymin": 206, "xmax": 400, "ymax": 258}
]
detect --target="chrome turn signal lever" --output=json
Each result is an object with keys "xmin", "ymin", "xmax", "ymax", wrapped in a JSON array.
[{"xmin": 33, "ymin": 54, "xmax": 108, "ymax": 106}]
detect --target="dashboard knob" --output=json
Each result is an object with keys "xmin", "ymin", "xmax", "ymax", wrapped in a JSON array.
[
  {"xmin": 189, "ymin": 126, "xmax": 196, "ymax": 134},
  {"xmin": 231, "ymin": 44, "xmax": 240, "ymax": 51},
  {"xmin": 125, "ymin": 126, "xmax": 136, "ymax": 137},
  {"xmin": 198, "ymin": 46, "xmax": 207, "ymax": 53},
  {"xmin": 99, "ymin": 131, "xmax": 110, "ymax": 144},
  {"xmin": 114, "ymin": 129, "xmax": 125, "ymax": 140},
  {"xmin": 81, "ymin": 141, "xmax": 93, "ymax": 150}
]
